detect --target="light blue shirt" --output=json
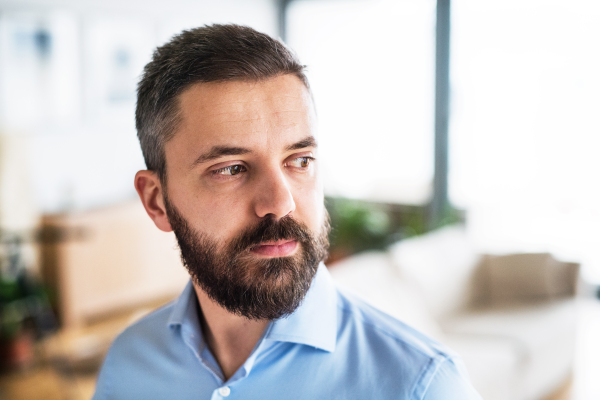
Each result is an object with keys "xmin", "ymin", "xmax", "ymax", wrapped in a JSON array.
[{"xmin": 93, "ymin": 264, "xmax": 481, "ymax": 400}]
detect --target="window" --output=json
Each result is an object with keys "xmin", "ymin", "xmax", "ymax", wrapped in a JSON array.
[
  {"xmin": 450, "ymin": 0, "xmax": 600, "ymax": 282},
  {"xmin": 288, "ymin": 0, "xmax": 436, "ymax": 204}
]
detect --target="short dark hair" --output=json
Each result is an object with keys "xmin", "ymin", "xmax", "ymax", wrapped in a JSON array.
[{"xmin": 136, "ymin": 24, "xmax": 308, "ymax": 184}]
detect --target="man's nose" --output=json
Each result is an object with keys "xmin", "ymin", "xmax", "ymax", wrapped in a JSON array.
[{"xmin": 253, "ymin": 168, "xmax": 296, "ymax": 220}]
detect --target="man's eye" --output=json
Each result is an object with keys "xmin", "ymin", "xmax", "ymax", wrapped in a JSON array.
[
  {"xmin": 214, "ymin": 165, "xmax": 246, "ymax": 176},
  {"xmin": 288, "ymin": 157, "xmax": 313, "ymax": 168}
]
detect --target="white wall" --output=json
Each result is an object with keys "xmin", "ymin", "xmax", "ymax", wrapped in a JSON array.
[
  {"xmin": 449, "ymin": 0, "xmax": 600, "ymax": 283},
  {"xmin": 0, "ymin": 0, "xmax": 278, "ymax": 219},
  {"xmin": 288, "ymin": 0, "xmax": 436, "ymax": 205}
]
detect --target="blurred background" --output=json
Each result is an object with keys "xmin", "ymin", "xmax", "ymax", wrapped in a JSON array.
[{"xmin": 0, "ymin": 0, "xmax": 598, "ymax": 399}]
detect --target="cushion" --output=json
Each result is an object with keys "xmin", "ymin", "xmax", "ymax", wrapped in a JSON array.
[
  {"xmin": 388, "ymin": 225, "xmax": 480, "ymax": 319},
  {"xmin": 327, "ymin": 251, "xmax": 444, "ymax": 340},
  {"xmin": 443, "ymin": 300, "xmax": 577, "ymax": 400},
  {"xmin": 477, "ymin": 253, "xmax": 579, "ymax": 304}
]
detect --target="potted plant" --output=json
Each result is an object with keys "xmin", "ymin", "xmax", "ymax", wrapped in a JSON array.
[{"xmin": 0, "ymin": 232, "xmax": 55, "ymax": 371}]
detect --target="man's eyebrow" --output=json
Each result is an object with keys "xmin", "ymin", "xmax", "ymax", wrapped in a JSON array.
[
  {"xmin": 191, "ymin": 146, "xmax": 251, "ymax": 167},
  {"xmin": 191, "ymin": 136, "xmax": 317, "ymax": 168},
  {"xmin": 286, "ymin": 136, "xmax": 318, "ymax": 152}
]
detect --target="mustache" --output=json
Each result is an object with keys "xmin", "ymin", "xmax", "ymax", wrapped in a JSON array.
[{"xmin": 229, "ymin": 215, "xmax": 313, "ymax": 254}]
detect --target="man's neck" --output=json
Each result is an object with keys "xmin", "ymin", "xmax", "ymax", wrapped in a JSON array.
[{"xmin": 193, "ymin": 285, "xmax": 270, "ymax": 381}]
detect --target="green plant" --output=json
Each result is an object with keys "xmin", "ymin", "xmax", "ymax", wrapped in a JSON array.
[
  {"xmin": 0, "ymin": 233, "xmax": 56, "ymax": 342},
  {"xmin": 324, "ymin": 196, "xmax": 464, "ymax": 263}
]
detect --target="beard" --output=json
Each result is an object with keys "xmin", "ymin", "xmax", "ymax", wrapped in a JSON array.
[{"xmin": 163, "ymin": 195, "xmax": 330, "ymax": 320}]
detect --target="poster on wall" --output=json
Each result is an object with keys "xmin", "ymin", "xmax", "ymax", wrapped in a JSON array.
[
  {"xmin": 83, "ymin": 17, "xmax": 156, "ymax": 128},
  {"xmin": 0, "ymin": 11, "xmax": 79, "ymax": 131}
]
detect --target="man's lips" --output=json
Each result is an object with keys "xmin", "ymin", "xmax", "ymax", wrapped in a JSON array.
[{"xmin": 250, "ymin": 240, "xmax": 298, "ymax": 257}]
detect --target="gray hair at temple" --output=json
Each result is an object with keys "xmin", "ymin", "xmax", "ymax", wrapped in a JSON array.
[{"xmin": 135, "ymin": 24, "xmax": 309, "ymax": 184}]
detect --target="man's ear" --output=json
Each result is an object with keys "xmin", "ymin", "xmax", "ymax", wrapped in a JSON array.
[{"xmin": 134, "ymin": 170, "xmax": 173, "ymax": 232}]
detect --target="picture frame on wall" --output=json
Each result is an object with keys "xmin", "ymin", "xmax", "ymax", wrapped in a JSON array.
[
  {"xmin": 83, "ymin": 16, "xmax": 156, "ymax": 128},
  {"xmin": 0, "ymin": 11, "xmax": 80, "ymax": 130}
]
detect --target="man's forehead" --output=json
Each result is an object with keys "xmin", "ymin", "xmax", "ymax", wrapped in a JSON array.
[
  {"xmin": 177, "ymin": 75, "xmax": 312, "ymax": 118},
  {"xmin": 167, "ymin": 74, "xmax": 317, "ymax": 161}
]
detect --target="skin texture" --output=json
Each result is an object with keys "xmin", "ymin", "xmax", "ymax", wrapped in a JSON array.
[{"xmin": 134, "ymin": 74, "xmax": 324, "ymax": 380}]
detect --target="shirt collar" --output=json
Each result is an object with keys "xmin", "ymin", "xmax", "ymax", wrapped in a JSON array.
[
  {"xmin": 265, "ymin": 263, "xmax": 337, "ymax": 352},
  {"xmin": 167, "ymin": 279, "xmax": 197, "ymax": 329},
  {"xmin": 167, "ymin": 262, "xmax": 338, "ymax": 353}
]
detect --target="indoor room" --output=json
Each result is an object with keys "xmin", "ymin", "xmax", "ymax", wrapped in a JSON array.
[{"xmin": 0, "ymin": 0, "xmax": 598, "ymax": 399}]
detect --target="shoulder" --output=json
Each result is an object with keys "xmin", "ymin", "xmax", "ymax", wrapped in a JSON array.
[
  {"xmin": 334, "ymin": 287, "xmax": 481, "ymax": 399},
  {"xmin": 421, "ymin": 356, "xmax": 483, "ymax": 400},
  {"xmin": 335, "ymin": 285, "xmax": 452, "ymax": 359},
  {"xmin": 112, "ymin": 301, "xmax": 176, "ymax": 353},
  {"xmin": 92, "ymin": 302, "xmax": 178, "ymax": 400}
]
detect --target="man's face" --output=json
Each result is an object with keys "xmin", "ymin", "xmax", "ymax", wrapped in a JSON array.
[{"xmin": 161, "ymin": 74, "xmax": 329, "ymax": 319}]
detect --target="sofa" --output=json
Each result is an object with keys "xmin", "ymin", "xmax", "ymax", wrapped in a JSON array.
[{"xmin": 327, "ymin": 225, "xmax": 579, "ymax": 400}]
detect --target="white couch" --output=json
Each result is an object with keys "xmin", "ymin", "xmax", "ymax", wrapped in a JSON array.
[{"xmin": 328, "ymin": 225, "xmax": 579, "ymax": 400}]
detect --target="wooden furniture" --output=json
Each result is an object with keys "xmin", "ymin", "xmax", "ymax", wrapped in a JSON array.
[{"xmin": 40, "ymin": 199, "xmax": 189, "ymax": 328}]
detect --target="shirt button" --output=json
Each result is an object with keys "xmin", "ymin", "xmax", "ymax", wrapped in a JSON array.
[{"xmin": 218, "ymin": 386, "xmax": 231, "ymax": 397}]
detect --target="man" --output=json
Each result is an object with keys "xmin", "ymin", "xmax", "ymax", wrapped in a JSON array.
[{"xmin": 93, "ymin": 24, "xmax": 481, "ymax": 399}]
